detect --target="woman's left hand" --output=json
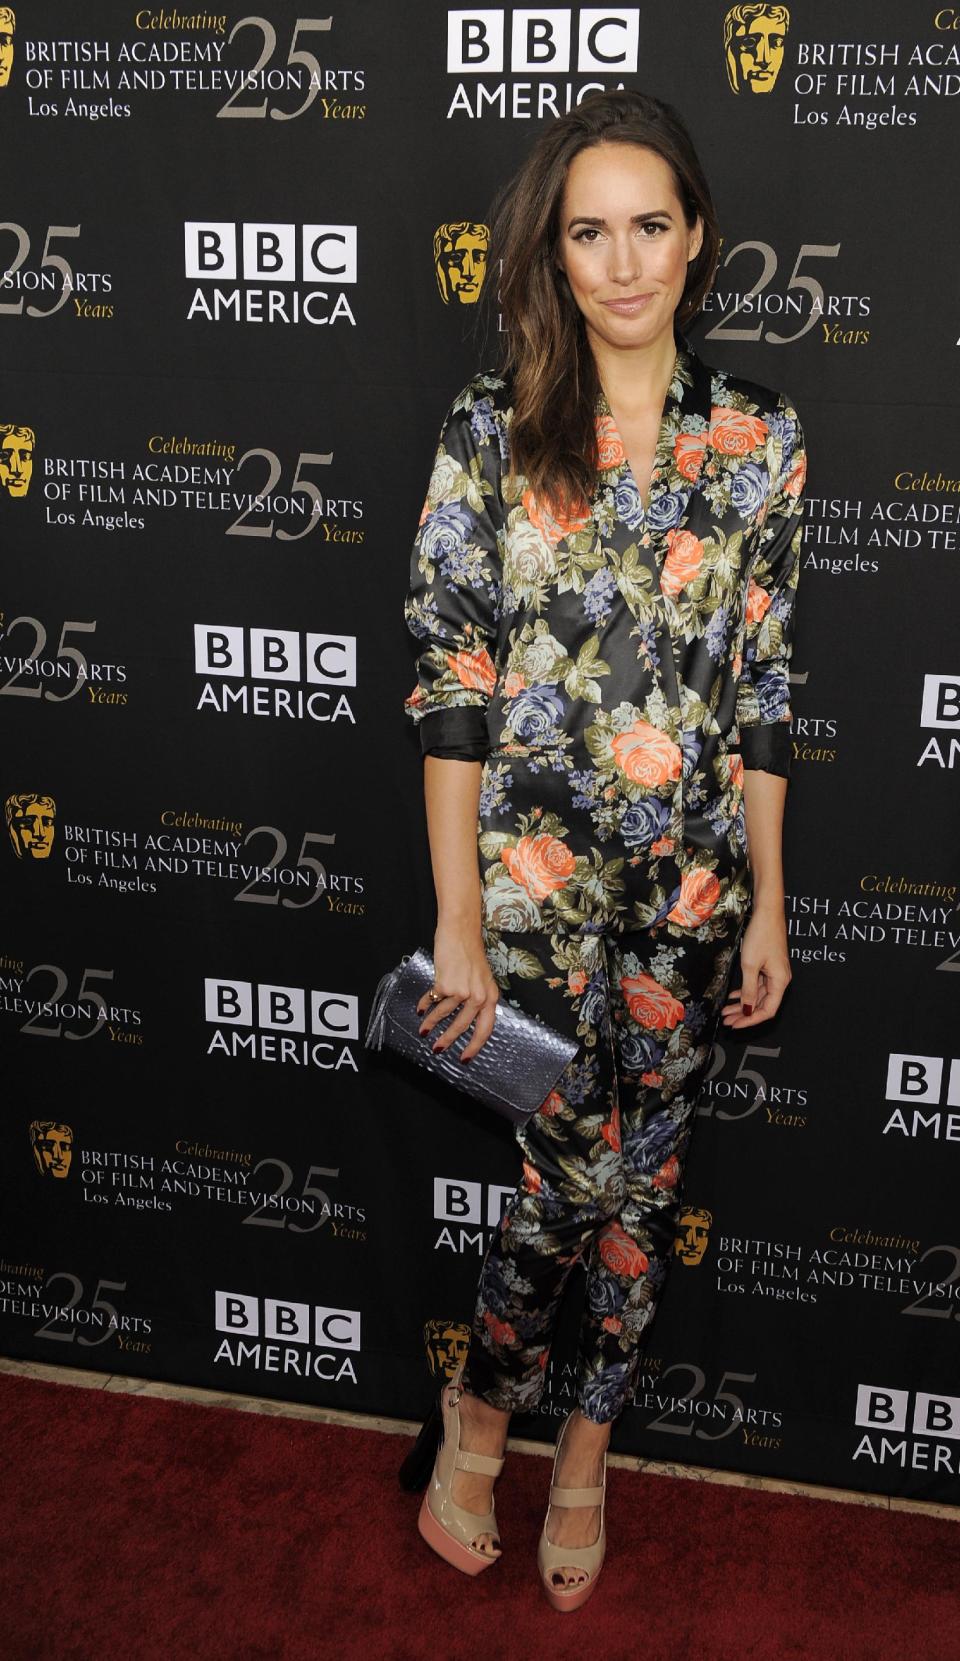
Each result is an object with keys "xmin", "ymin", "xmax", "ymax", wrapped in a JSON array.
[{"xmin": 721, "ymin": 903, "xmax": 792, "ymax": 1028}]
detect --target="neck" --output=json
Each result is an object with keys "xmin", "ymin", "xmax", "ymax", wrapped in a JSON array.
[{"xmin": 588, "ymin": 322, "xmax": 680, "ymax": 417}]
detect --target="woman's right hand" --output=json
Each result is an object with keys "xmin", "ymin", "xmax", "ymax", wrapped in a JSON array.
[{"xmin": 416, "ymin": 925, "xmax": 500, "ymax": 1063}]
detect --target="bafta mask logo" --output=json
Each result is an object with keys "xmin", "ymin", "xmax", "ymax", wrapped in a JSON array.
[
  {"xmin": 31, "ymin": 1120, "xmax": 74, "ymax": 1179},
  {"xmin": 423, "ymin": 1318, "xmax": 471, "ymax": 1378},
  {"xmin": 434, "ymin": 222, "xmax": 489, "ymax": 306},
  {"xmin": 6, "ymin": 792, "xmax": 56, "ymax": 860},
  {"xmin": 675, "ymin": 1206, "xmax": 712, "ymax": 1266},
  {"xmin": 723, "ymin": 4, "xmax": 789, "ymax": 94},
  {"xmin": 0, "ymin": 8, "xmax": 14, "ymax": 89},
  {"xmin": 0, "ymin": 424, "xmax": 34, "ymax": 498}
]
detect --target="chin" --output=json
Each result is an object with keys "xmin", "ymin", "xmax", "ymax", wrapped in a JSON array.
[{"xmin": 591, "ymin": 308, "xmax": 666, "ymax": 341}]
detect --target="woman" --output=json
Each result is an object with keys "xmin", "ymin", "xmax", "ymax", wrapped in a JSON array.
[{"xmin": 402, "ymin": 88, "xmax": 806, "ymax": 1610}]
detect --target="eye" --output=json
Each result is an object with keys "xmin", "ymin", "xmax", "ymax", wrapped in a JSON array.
[
  {"xmin": 572, "ymin": 227, "xmax": 602, "ymax": 244},
  {"xmin": 640, "ymin": 221, "xmax": 669, "ymax": 237}
]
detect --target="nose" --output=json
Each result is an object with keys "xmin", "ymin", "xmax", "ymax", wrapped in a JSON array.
[{"xmin": 607, "ymin": 234, "xmax": 643, "ymax": 288}]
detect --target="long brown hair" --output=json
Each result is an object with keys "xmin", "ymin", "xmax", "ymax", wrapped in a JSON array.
[{"xmin": 485, "ymin": 90, "xmax": 720, "ymax": 514}]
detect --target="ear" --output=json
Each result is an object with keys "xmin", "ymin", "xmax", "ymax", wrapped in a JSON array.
[{"xmin": 687, "ymin": 215, "xmax": 704, "ymax": 265}]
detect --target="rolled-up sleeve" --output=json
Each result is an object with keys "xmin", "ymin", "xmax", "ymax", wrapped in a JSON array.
[
  {"xmin": 404, "ymin": 380, "xmax": 505, "ymax": 759},
  {"xmin": 735, "ymin": 393, "xmax": 807, "ymax": 778}
]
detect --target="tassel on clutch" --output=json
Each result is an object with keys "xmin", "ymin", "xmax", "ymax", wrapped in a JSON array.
[{"xmin": 364, "ymin": 947, "xmax": 579, "ymax": 1126}]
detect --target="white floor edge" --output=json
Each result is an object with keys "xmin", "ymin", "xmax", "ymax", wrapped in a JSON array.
[{"xmin": 2, "ymin": 1355, "xmax": 956, "ymax": 1523}]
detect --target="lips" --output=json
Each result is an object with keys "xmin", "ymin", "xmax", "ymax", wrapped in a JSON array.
[{"xmin": 601, "ymin": 293, "xmax": 655, "ymax": 314}]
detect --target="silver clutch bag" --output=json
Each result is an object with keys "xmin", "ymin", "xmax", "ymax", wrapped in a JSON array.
[{"xmin": 364, "ymin": 947, "xmax": 578, "ymax": 1126}]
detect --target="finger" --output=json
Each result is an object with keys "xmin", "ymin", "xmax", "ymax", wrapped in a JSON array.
[
  {"xmin": 460, "ymin": 1004, "xmax": 497, "ymax": 1061},
  {"xmin": 417, "ymin": 989, "xmax": 462, "ymax": 1017},
  {"xmin": 721, "ymin": 978, "xmax": 763, "ymax": 1023},
  {"xmin": 749, "ymin": 976, "xmax": 790, "ymax": 1019},
  {"xmin": 432, "ymin": 1001, "xmax": 483, "ymax": 1052},
  {"xmin": 418, "ymin": 994, "xmax": 463, "ymax": 1036},
  {"xmin": 724, "ymin": 979, "xmax": 790, "ymax": 1027},
  {"xmin": 738, "ymin": 965, "xmax": 761, "ymax": 1017}
]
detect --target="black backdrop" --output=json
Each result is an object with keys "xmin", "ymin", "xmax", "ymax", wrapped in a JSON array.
[{"xmin": 4, "ymin": 1, "xmax": 960, "ymax": 1505}]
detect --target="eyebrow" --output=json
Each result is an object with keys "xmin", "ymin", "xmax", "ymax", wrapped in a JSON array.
[{"xmin": 567, "ymin": 212, "xmax": 674, "ymax": 230}]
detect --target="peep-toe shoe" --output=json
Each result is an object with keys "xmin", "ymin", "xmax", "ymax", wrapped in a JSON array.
[
  {"xmin": 415, "ymin": 1362, "xmax": 506, "ymax": 1575},
  {"xmin": 537, "ymin": 1410, "xmax": 607, "ymax": 1612}
]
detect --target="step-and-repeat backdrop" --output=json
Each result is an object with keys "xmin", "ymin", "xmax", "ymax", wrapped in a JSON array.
[{"xmin": 3, "ymin": 2, "xmax": 959, "ymax": 1505}]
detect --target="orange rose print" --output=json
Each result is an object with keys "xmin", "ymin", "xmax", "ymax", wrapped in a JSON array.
[
  {"xmin": 539, "ymin": 1090, "xmax": 563, "ymax": 1118},
  {"xmin": 601, "ymin": 1103, "xmax": 621, "ymax": 1152},
  {"xmin": 522, "ymin": 1160, "xmax": 542, "ymax": 1194},
  {"xmin": 620, "ymin": 971, "xmax": 685, "ymax": 1031},
  {"xmin": 502, "ymin": 832, "xmax": 576, "ymax": 901},
  {"xmin": 744, "ymin": 578, "xmax": 773, "ymax": 626},
  {"xmin": 728, "ymin": 753, "xmax": 745, "ymax": 790},
  {"xmin": 522, "ymin": 485, "xmax": 591, "ymax": 548},
  {"xmin": 446, "ymin": 646, "xmax": 497, "ymax": 694},
  {"xmin": 503, "ymin": 670, "xmax": 527, "ymax": 698},
  {"xmin": 652, "ymin": 1154, "xmax": 680, "ymax": 1191},
  {"xmin": 665, "ymin": 867, "xmax": 722, "ymax": 928},
  {"xmin": 610, "ymin": 720, "xmax": 682, "ymax": 789},
  {"xmin": 661, "ymin": 528, "xmax": 705, "ymax": 597},
  {"xmin": 598, "ymin": 1221, "xmax": 650, "ymax": 1279},
  {"xmin": 483, "ymin": 1311, "xmax": 517, "ymax": 1345},
  {"xmin": 784, "ymin": 451, "xmax": 807, "ymax": 496},
  {"xmin": 595, "ymin": 413, "xmax": 626, "ymax": 471},
  {"xmin": 674, "ymin": 430, "xmax": 708, "ymax": 482},
  {"xmin": 710, "ymin": 406, "xmax": 768, "ymax": 456}
]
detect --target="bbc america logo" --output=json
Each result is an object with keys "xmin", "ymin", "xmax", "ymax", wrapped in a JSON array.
[
  {"xmin": 447, "ymin": 9, "xmax": 639, "ymax": 72},
  {"xmin": 434, "ymin": 1175, "xmax": 517, "ymax": 1253},
  {"xmin": 204, "ymin": 977, "xmax": 359, "ymax": 1070},
  {"xmin": 446, "ymin": 8, "xmax": 639, "ymax": 119},
  {"xmin": 214, "ymin": 1291, "xmax": 361, "ymax": 1383},
  {"xmin": 184, "ymin": 221, "xmax": 357, "ymax": 326},
  {"xmin": 194, "ymin": 623, "xmax": 356, "ymax": 724},
  {"xmin": 883, "ymin": 1053, "xmax": 960, "ymax": 1142},
  {"xmin": 853, "ymin": 1383, "xmax": 960, "ymax": 1475}
]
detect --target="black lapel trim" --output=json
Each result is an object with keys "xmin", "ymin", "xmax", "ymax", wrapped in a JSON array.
[{"xmin": 676, "ymin": 332, "xmax": 715, "ymax": 437}]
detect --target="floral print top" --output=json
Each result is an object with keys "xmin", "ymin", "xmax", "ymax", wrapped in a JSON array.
[{"xmin": 403, "ymin": 330, "xmax": 806, "ymax": 905}]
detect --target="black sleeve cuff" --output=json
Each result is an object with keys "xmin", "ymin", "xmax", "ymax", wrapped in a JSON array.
[
  {"xmin": 423, "ymin": 745, "xmax": 486, "ymax": 761},
  {"xmin": 418, "ymin": 706, "xmax": 490, "ymax": 760},
  {"xmin": 736, "ymin": 724, "xmax": 792, "ymax": 779}
]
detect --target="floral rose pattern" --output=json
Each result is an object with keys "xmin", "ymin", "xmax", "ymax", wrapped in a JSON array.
[{"xmin": 404, "ymin": 335, "xmax": 806, "ymax": 1424}]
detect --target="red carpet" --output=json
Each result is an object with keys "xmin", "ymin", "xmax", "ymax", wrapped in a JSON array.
[{"xmin": 0, "ymin": 1371, "xmax": 956, "ymax": 1661}]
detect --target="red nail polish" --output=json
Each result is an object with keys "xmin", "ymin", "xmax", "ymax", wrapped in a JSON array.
[{"xmin": 742, "ymin": 1003, "xmax": 753, "ymax": 1015}]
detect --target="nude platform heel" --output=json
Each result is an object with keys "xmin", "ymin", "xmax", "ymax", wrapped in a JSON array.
[
  {"xmin": 537, "ymin": 1411, "xmax": 607, "ymax": 1612},
  {"xmin": 415, "ymin": 1362, "xmax": 506, "ymax": 1575}
]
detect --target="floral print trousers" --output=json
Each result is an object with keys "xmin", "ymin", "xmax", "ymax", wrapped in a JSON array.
[{"xmin": 460, "ymin": 900, "xmax": 747, "ymax": 1427}]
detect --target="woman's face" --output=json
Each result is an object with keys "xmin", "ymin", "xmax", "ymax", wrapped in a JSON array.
[{"xmin": 556, "ymin": 141, "xmax": 703, "ymax": 354}]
